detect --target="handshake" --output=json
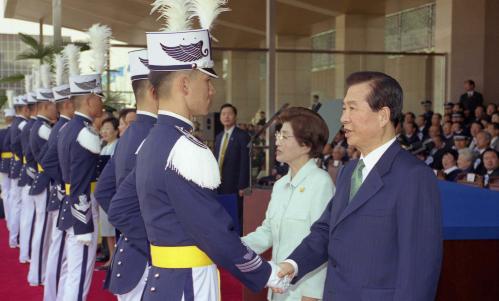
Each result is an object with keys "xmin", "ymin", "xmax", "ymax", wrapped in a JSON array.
[{"xmin": 267, "ymin": 261, "xmax": 296, "ymax": 294}]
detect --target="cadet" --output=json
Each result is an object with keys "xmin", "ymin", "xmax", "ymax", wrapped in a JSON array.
[
  {"xmin": 27, "ymin": 65, "xmax": 58, "ymax": 286},
  {"xmin": 41, "ymin": 52, "xmax": 75, "ymax": 301},
  {"xmin": 96, "ymin": 49, "xmax": 157, "ymax": 301},
  {"xmin": 0, "ymin": 105, "xmax": 16, "ymax": 233}
]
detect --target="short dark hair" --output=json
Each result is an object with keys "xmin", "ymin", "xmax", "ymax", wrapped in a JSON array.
[
  {"xmin": 131, "ymin": 79, "xmax": 152, "ymax": 101},
  {"xmin": 465, "ymin": 79, "xmax": 475, "ymax": 87},
  {"xmin": 278, "ymin": 107, "xmax": 329, "ymax": 158},
  {"xmin": 102, "ymin": 116, "xmax": 119, "ymax": 131},
  {"xmin": 220, "ymin": 103, "xmax": 237, "ymax": 115},
  {"xmin": 148, "ymin": 70, "xmax": 177, "ymax": 99},
  {"xmin": 118, "ymin": 108, "xmax": 136, "ymax": 121},
  {"xmin": 346, "ymin": 71, "xmax": 403, "ymax": 126},
  {"xmin": 443, "ymin": 149, "xmax": 459, "ymax": 161}
]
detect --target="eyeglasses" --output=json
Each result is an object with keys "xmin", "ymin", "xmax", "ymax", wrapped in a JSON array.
[{"xmin": 274, "ymin": 131, "xmax": 294, "ymax": 141}]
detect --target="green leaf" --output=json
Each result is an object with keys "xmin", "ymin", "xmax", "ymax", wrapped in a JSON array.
[
  {"xmin": 18, "ymin": 33, "xmax": 41, "ymax": 50},
  {"xmin": 0, "ymin": 74, "xmax": 25, "ymax": 83}
]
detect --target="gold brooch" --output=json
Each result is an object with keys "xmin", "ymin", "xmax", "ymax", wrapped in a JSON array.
[{"xmin": 299, "ymin": 187, "xmax": 305, "ymax": 192}]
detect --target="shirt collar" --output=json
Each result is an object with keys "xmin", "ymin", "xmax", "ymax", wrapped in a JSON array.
[
  {"xmin": 360, "ymin": 137, "xmax": 397, "ymax": 175},
  {"xmin": 136, "ymin": 110, "xmax": 158, "ymax": 119},
  {"xmin": 37, "ymin": 115, "xmax": 51, "ymax": 123},
  {"xmin": 75, "ymin": 111, "xmax": 93, "ymax": 122},
  {"xmin": 444, "ymin": 166, "xmax": 459, "ymax": 174},
  {"xmin": 283, "ymin": 159, "xmax": 317, "ymax": 188},
  {"xmin": 158, "ymin": 110, "xmax": 194, "ymax": 128},
  {"xmin": 224, "ymin": 126, "xmax": 235, "ymax": 136},
  {"xmin": 59, "ymin": 114, "xmax": 71, "ymax": 121}
]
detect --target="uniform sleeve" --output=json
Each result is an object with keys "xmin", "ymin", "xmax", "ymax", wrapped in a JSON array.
[
  {"xmin": 164, "ymin": 168, "xmax": 271, "ymax": 292},
  {"xmin": 94, "ymin": 157, "xmax": 116, "ymax": 213},
  {"xmin": 394, "ymin": 166, "xmax": 442, "ymax": 301},
  {"xmin": 108, "ymin": 169, "xmax": 147, "ymax": 241},
  {"xmin": 238, "ymin": 130, "xmax": 250, "ymax": 190},
  {"xmin": 69, "ymin": 140, "xmax": 97, "ymax": 235},
  {"xmin": 40, "ymin": 140, "xmax": 62, "ymax": 184}
]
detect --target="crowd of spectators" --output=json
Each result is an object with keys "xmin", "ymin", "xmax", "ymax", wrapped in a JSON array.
[{"xmin": 249, "ymin": 80, "xmax": 499, "ymax": 190}]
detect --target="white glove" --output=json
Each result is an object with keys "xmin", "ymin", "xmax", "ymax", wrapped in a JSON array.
[
  {"xmin": 266, "ymin": 261, "xmax": 292, "ymax": 293},
  {"xmin": 76, "ymin": 233, "xmax": 92, "ymax": 246}
]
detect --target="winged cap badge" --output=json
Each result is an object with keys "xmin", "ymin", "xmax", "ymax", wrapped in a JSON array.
[{"xmin": 160, "ymin": 40, "xmax": 209, "ymax": 62}]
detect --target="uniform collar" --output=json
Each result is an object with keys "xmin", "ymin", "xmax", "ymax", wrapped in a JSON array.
[
  {"xmin": 157, "ymin": 110, "xmax": 194, "ymax": 130},
  {"xmin": 136, "ymin": 111, "xmax": 158, "ymax": 124},
  {"xmin": 30, "ymin": 116, "xmax": 38, "ymax": 120},
  {"xmin": 59, "ymin": 114, "xmax": 71, "ymax": 121},
  {"xmin": 75, "ymin": 111, "xmax": 93, "ymax": 123},
  {"xmin": 283, "ymin": 159, "xmax": 317, "ymax": 188},
  {"xmin": 37, "ymin": 114, "xmax": 51, "ymax": 123}
]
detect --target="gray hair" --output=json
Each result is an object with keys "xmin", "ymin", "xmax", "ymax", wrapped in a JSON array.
[{"xmin": 458, "ymin": 148, "xmax": 474, "ymax": 162}]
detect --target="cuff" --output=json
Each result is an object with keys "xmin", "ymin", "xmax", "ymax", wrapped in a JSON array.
[{"xmin": 284, "ymin": 259, "xmax": 299, "ymax": 277}]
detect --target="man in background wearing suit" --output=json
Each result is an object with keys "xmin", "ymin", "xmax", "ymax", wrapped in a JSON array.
[
  {"xmin": 459, "ymin": 79, "xmax": 484, "ymax": 119},
  {"xmin": 276, "ymin": 71, "xmax": 443, "ymax": 301},
  {"xmin": 214, "ymin": 104, "xmax": 250, "ymax": 230}
]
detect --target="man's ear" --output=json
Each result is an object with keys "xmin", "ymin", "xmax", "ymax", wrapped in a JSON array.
[
  {"xmin": 378, "ymin": 106, "xmax": 391, "ymax": 127},
  {"xmin": 178, "ymin": 73, "xmax": 191, "ymax": 97}
]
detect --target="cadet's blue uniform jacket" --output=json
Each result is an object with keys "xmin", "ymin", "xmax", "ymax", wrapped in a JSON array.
[
  {"xmin": 40, "ymin": 116, "xmax": 70, "ymax": 212},
  {"xmin": 57, "ymin": 113, "xmax": 100, "ymax": 234},
  {"xmin": 18, "ymin": 117, "xmax": 37, "ymax": 187},
  {"xmin": 9, "ymin": 116, "xmax": 28, "ymax": 180},
  {"xmin": 128, "ymin": 113, "xmax": 271, "ymax": 298},
  {"xmin": 29, "ymin": 116, "xmax": 52, "ymax": 195},
  {"xmin": 0, "ymin": 126, "xmax": 12, "ymax": 173},
  {"xmin": 96, "ymin": 112, "xmax": 156, "ymax": 294}
]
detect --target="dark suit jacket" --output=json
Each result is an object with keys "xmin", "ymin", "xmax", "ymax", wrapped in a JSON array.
[
  {"xmin": 214, "ymin": 127, "xmax": 250, "ymax": 194},
  {"xmin": 288, "ymin": 142, "xmax": 443, "ymax": 301},
  {"xmin": 459, "ymin": 91, "xmax": 483, "ymax": 117}
]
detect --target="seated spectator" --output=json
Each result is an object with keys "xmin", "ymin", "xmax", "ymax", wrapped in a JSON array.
[
  {"xmin": 443, "ymin": 113, "xmax": 452, "ymax": 124},
  {"xmin": 452, "ymin": 102, "xmax": 464, "ymax": 114},
  {"xmin": 468, "ymin": 121, "xmax": 484, "ymax": 150},
  {"xmin": 399, "ymin": 121, "xmax": 420, "ymax": 150},
  {"xmin": 441, "ymin": 149, "xmax": 461, "ymax": 182},
  {"xmin": 346, "ymin": 144, "xmax": 360, "ymax": 160},
  {"xmin": 412, "ymin": 145, "xmax": 428, "ymax": 162},
  {"xmin": 426, "ymin": 135, "xmax": 448, "ymax": 170},
  {"xmin": 485, "ymin": 122, "xmax": 499, "ymax": 151},
  {"xmin": 331, "ymin": 145, "xmax": 347, "ymax": 165},
  {"xmin": 442, "ymin": 121, "xmax": 454, "ymax": 144},
  {"xmin": 473, "ymin": 131, "xmax": 492, "ymax": 172},
  {"xmin": 452, "ymin": 121, "xmax": 467, "ymax": 137},
  {"xmin": 451, "ymin": 112, "xmax": 465, "ymax": 125},
  {"xmin": 452, "ymin": 135, "xmax": 469, "ymax": 150},
  {"xmin": 431, "ymin": 113, "xmax": 442, "ymax": 127},
  {"xmin": 486, "ymin": 103, "xmax": 497, "ymax": 118},
  {"xmin": 444, "ymin": 102, "xmax": 453, "ymax": 115},
  {"xmin": 492, "ymin": 112, "xmax": 499, "ymax": 123},
  {"xmin": 457, "ymin": 148, "xmax": 475, "ymax": 174},
  {"xmin": 404, "ymin": 112, "xmax": 415, "ymax": 124},
  {"xmin": 481, "ymin": 149, "xmax": 499, "ymax": 187},
  {"xmin": 415, "ymin": 114, "xmax": 428, "ymax": 140},
  {"xmin": 320, "ymin": 143, "xmax": 333, "ymax": 170},
  {"xmin": 332, "ymin": 129, "xmax": 348, "ymax": 148},
  {"xmin": 474, "ymin": 105, "xmax": 487, "ymax": 123},
  {"xmin": 422, "ymin": 125, "xmax": 442, "ymax": 150}
]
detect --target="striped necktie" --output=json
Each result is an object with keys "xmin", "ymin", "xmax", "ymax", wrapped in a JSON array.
[
  {"xmin": 219, "ymin": 132, "xmax": 229, "ymax": 172},
  {"xmin": 349, "ymin": 159, "xmax": 365, "ymax": 202}
]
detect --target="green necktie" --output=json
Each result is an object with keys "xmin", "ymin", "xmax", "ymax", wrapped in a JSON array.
[
  {"xmin": 349, "ymin": 159, "xmax": 365, "ymax": 202},
  {"xmin": 219, "ymin": 132, "xmax": 229, "ymax": 172}
]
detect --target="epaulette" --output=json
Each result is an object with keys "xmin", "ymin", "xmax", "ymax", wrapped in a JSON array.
[
  {"xmin": 18, "ymin": 120, "xmax": 27, "ymax": 131},
  {"xmin": 77, "ymin": 124, "xmax": 101, "ymax": 154},
  {"xmin": 38, "ymin": 123, "xmax": 51, "ymax": 141},
  {"xmin": 165, "ymin": 126, "xmax": 221, "ymax": 190}
]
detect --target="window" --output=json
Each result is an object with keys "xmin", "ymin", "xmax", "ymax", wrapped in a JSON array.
[
  {"xmin": 385, "ymin": 3, "xmax": 436, "ymax": 52},
  {"xmin": 311, "ymin": 30, "xmax": 335, "ymax": 71}
]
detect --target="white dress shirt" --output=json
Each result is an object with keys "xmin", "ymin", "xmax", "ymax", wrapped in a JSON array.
[
  {"xmin": 243, "ymin": 159, "xmax": 335, "ymax": 300},
  {"xmin": 359, "ymin": 137, "xmax": 397, "ymax": 182}
]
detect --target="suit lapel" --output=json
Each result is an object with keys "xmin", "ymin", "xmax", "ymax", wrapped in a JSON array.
[
  {"xmin": 333, "ymin": 142, "xmax": 402, "ymax": 229},
  {"xmin": 329, "ymin": 163, "xmax": 354, "ymax": 227}
]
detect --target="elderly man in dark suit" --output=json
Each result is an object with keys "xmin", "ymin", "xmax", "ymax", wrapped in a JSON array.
[
  {"xmin": 276, "ymin": 71, "xmax": 443, "ymax": 301},
  {"xmin": 214, "ymin": 104, "xmax": 250, "ymax": 228}
]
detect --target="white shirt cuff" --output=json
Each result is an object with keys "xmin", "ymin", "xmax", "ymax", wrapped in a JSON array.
[{"xmin": 284, "ymin": 259, "xmax": 298, "ymax": 277}]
